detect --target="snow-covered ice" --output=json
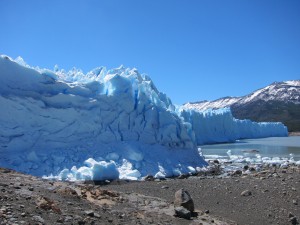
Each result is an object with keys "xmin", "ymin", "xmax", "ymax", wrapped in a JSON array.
[{"xmin": 0, "ymin": 55, "xmax": 288, "ymax": 181}]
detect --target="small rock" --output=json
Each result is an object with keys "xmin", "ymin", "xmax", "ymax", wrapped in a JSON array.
[
  {"xmin": 161, "ymin": 186, "xmax": 169, "ymax": 189},
  {"xmin": 94, "ymin": 212, "xmax": 101, "ymax": 218},
  {"xmin": 292, "ymin": 199, "xmax": 298, "ymax": 205},
  {"xmin": 32, "ymin": 215, "xmax": 45, "ymax": 223},
  {"xmin": 249, "ymin": 167, "xmax": 256, "ymax": 172},
  {"xmin": 205, "ymin": 210, "xmax": 210, "ymax": 214},
  {"xmin": 289, "ymin": 212, "xmax": 295, "ymax": 218},
  {"xmin": 84, "ymin": 210, "xmax": 94, "ymax": 217},
  {"xmin": 78, "ymin": 220, "xmax": 85, "ymax": 225},
  {"xmin": 232, "ymin": 170, "xmax": 242, "ymax": 176},
  {"xmin": 174, "ymin": 206, "xmax": 191, "ymax": 220},
  {"xmin": 241, "ymin": 190, "xmax": 252, "ymax": 196},
  {"xmin": 178, "ymin": 174, "xmax": 189, "ymax": 179},
  {"xmin": 174, "ymin": 188, "xmax": 194, "ymax": 212},
  {"xmin": 2, "ymin": 169, "xmax": 11, "ymax": 173},
  {"xmin": 144, "ymin": 175, "xmax": 154, "ymax": 181},
  {"xmin": 28, "ymin": 187, "xmax": 34, "ymax": 191},
  {"xmin": 57, "ymin": 217, "xmax": 64, "ymax": 223},
  {"xmin": 243, "ymin": 165, "xmax": 249, "ymax": 170},
  {"xmin": 64, "ymin": 216, "xmax": 73, "ymax": 222},
  {"xmin": 289, "ymin": 216, "xmax": 299, "ymax": 225},
  {"xmin": 213, "ymin": 159, "xmax": 220, "ymax": 164}
]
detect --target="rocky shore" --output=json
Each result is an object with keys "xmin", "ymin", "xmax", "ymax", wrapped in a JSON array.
[{"xmin": 0, "ymin": 164, "xmax": 299, "ymax": 225}]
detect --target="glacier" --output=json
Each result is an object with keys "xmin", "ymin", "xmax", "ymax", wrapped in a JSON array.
[
  {"xmin": 0, "ymin": 55, "xmax": 288, "ymax": 181},
  {"xmin": 0, "ymin": 55, "xmax": 205, "ymax": 180},
  {"xmin": 180, "ymin": 107, "xmax": 288, "ymax": 145}
]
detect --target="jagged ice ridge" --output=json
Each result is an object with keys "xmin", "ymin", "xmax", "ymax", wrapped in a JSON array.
[{"xmin": 0, "ymin": 55, "xmax": 288, "ymax": 181}]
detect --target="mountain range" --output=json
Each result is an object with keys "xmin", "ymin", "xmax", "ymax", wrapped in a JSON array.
[{"xmin": 183, "ymin": 80, "xmax": 300, "ymax": 132}]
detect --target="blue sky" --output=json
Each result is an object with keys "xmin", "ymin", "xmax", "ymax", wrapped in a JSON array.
[{"xmin": 0, "ymin": 0, "xmax": 299, "ymax": 104}]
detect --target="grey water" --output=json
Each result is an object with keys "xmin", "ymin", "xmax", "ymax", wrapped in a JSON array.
[{"xmin": 201, "ymin": 136, "xmax": 300, "ymax": 161}]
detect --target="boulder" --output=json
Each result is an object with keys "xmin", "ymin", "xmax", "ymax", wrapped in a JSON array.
[{"xmin": 174, "ymin": 188, "xmax": 194, "ymax": 212}]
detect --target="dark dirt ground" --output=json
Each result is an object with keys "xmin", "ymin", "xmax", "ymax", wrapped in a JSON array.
[
  {"xmin": 0, "ymin": 165, "xmax": 299, "ymax": 225},
  {"xmin": 105, "ymin": 166, "xmax": 300, "ymax": 225},
  {"xmin": 0, "ymin": 168, "xmax": 231, "ymax": 225}
]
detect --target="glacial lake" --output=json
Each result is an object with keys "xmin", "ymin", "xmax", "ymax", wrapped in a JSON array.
[{"xmin": 201, "ymin": 136, "xmax": 300, "ymax": 161}]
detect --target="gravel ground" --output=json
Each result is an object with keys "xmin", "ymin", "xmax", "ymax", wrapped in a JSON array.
[
  {"xmin": 0, "ymin": 168, "xmax": 231, "ymax": 225},
  {"xmin": 104, "ymin": 166, "xmax": 300, "ymax": 225},
  {"xmin": 0, "ymin": 165, "xmax": 299, "ymax": 225}
]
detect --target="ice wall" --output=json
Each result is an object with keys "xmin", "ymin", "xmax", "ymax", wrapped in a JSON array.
[
  {"xmin": 180, "ymin": 108, "xmax": 288, "ymax": 145},
  {"xmin": 0, "ymin": 55, "xmax": 206, "ymax": 179},
  {"xmin": 0, "ymin": 55, "xmax": 289, "ymax": 180}
]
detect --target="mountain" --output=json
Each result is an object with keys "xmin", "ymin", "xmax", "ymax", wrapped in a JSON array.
[{"xmin": 183, "ymin": 80, "xmax": 300, "ymax": 132}]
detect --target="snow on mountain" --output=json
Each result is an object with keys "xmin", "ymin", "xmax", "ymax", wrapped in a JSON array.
[
  {"xmin": 0, "ymin": 55, "xmax": 288, "ymax": 181},
  {"xmin": 183, "ymin": 80, "xmax": 300, "ymax": 111}
]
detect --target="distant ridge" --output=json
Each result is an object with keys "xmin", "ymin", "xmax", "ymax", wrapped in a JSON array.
[{"xmin": 183, "ymin": 80, "xmax": 300, "ymax": 132}]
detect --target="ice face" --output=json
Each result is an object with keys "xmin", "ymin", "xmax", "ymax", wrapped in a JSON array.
[
  {"xmin": 0, "ymin": 55, "xmax": 287, "ymax": 181},
  {"xmin": 180, "ymin": 107, "xmax": 288, "ymax": 145},
  {"xmin": 0, "ymin": 55, "xmax": 205, "ymax": 179}
]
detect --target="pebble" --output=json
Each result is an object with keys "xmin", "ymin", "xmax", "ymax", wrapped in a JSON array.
[
  {"xmin": 289, "ymin": 212, "xmax": 295, "ymax": 218},
  {"xmin": 232, "ymin": 170, "xmax": 242, "ymax": 176},
  {"xmin": 243, "ymin": 165, "xmax": 249, "ymax": 170},
  {"xmin": 84, "ymin": 210, "xmax": 94, "ymax": 217},
  {"xmin": 174, "ymin": 206, "xmax": 191, "ymax": 220},
  {"xmin": 94, "ymin": 212, "xmax": 101, "ymax": 218},
  {"xmin": 32, "ymin": 215, "xmax": 45, "ymax": 223},
  {"xmin": 78, "ymin": 220, "xmax": 86, "ymax": 225},
  {"xmin": 241, "ymin": 190, "xmax": 252, "ymax": 196},
  {"xmin": 28, "ymin": 187, "xmax": 34, "ymax": 191},
  {"xmin": 57, "ymin": 217, "xmax": 64, "ymax": 223},
  {"xmin": 289, "ymin": 216, "xmax": 299, "ymax": 225},
  {"xmin": 178, "ymin": 174, "xmax": 189, "ymax": 179},
  {"xmin": 292, "ymin": 199, "xmax": 298, "ymax": 205},
  {"xmin": 64, "ymin": 216, "xmax": 73, "ymax": 222},
  {"xmin": 144, "ymin": 175, "xmax": 155, "ymax": 181}
]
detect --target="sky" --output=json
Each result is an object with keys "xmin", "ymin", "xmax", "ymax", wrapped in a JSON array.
[{"xmin": 0, "ymin": 0, "xmax": 299, "ymax": 105}]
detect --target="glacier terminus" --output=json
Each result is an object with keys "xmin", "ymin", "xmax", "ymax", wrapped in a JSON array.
[{"xmin": 0, "ymin": 55, "xmax": 288, "ymax": 181}]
